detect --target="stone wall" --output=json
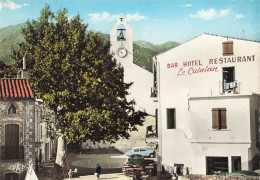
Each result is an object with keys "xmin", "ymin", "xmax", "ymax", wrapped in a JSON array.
[{"xmin": 0, "ymin": 99, "xmax": 36, "ymax": 179}]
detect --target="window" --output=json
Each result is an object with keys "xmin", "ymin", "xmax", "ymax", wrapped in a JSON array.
[
  {"xmin": 167, "ymin": 108, "xmax": 176, "ymax": 129},
  {"xmin": 174, "ymin": 164, "xmax": 184, "ymax": 175},
  {"xmin": 151, "ymin": 61, "xmax": 158, "ymax": 97},
  {"xmin": 223, "ymin": 67, "xmax": 234, "ymax": 84},
  {"xmin": 41, "ymin": 125, "xmax": 43, "ymax": 139},
  {"xmin": 222, "ymin": 67, "xmax": 239, "ymax": 94},
  {"xmin": 212, "ymin": 108, "xmax": 227, "ymax": 129},
  {"xmin": 8, "ymin": 104, "xmax": 16, "ymax": 115},
  {"xmin": 232, "ymin": 156, "xmax": 241, "ymax": 172},
  {"xmin": 206, "ymin": 157, "xmax": 228, "ymax": 175},
  {"xmin": 46, "ymin": 123, "xmax": 49, "ymax": 138},
  {"xmin": 222, "ymin": 41, "xmax": 233, "ymax": 55}
]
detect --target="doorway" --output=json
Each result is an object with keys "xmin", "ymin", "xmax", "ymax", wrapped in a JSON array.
[
  {"xmin": 5, "ymin": 124, "xmax": 19, "ymax": 159},
  {"xmin": 206, "ymin": 157, "xmax": 228, "ymax": 175},
  {"xmin": 5, "ymin": 173, "xmax": 19, "ymax": 180}
]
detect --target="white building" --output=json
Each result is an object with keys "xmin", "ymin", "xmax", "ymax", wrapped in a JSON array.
[
  {"xmin": 109, "ymin": 15, "xmax": 158, "ymax": 151},
  {"xmin": 110, "ymin": 14, "xmax": 157, "ymax": 116},
  {"xmin": 82, "ymin": 15, "xmax": 158, "ymax": 152},
  {"xmin": 153, "ymin": 33, "xmax": 260, "ymax": 175}
]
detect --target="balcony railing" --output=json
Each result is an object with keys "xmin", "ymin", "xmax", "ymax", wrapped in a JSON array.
[
  {"xmin": 1, "ymin": 146, "xmax": 24, "ymax": 160},
  {"xmin": 219, "ymin": 80, "xmax": 241, "ymax": 94},
  {"xmin": 145, "ymin": 126, "xmax": 158, "ymax": 147},
  {"xmin": 150, "ymin": 87, "xmax": 158, "ymax": 97},
  {"xmin": 146, "ymin": 125, "xmax": 158, "ymax": 138}
]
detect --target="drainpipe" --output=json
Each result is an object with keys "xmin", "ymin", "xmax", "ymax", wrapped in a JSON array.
[{"xmin": 156, "ymin": 58, "xmax": 163, "ymax": 176}]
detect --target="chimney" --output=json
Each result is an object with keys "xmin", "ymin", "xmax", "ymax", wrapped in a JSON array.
[
  {"xmin": 23, "ymin": 56, "xmax": 26, "ymax": 70},
  {"xmin": 17, "ymin": 55, "xmax": 28, "ymax": 79}
]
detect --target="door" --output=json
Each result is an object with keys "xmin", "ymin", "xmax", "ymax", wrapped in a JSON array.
[
  {"xmin": 5, "ymin": 173, "xmax": 19, "ymax": 180},
  {"xmin": 5, "ymin": 124, "xmax": 19, "ymax": 159}
]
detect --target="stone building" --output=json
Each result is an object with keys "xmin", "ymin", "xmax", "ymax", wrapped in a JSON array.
[
  {"xmin": 152, "ymin": 33, "xmax": 260, "ymax": 175},
  {"xmin": 0, "ymin": 58, "xmax": 56, "ymax": 179},
  {"xmin": 0, "ymin": 78, "xmax": 35, "ymax": 179}
]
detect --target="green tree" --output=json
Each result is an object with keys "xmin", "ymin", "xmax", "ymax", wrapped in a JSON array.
[
  {"xmin": 0, "ymin": 61, "xmax": 18, "ymax": 78},
  {"xmin": 9, "ymin": 4, "xmax": 146, "ymax": 146}
]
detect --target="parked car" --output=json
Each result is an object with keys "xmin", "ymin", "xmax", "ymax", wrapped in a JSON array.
[
  {"xmin": 125, "ymin": 147, "xmax": 155, "ymax": 158},
  {"xmin": 122, "ymin": 154, "xmax": 157, "ymax": 177}
]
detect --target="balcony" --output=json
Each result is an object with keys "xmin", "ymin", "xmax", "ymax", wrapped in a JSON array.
[
  {"xmin": 145, "ymin": 125, "xmax": 158, "ymax": 147},
  {"xmin": 219, "ymin": 80, "xmax": 241, "ymax": 94},
  {"xmin": 150, "ymin": 87, "xmax": 158, "ymax": 98},
  {"xmin": 1, "ymin": 146, "xmax": 24, "ymax": 160}
]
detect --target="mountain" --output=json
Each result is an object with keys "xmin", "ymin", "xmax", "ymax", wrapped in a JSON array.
[
  {"xmin": 134, "ymin": 40, "xmax": 180, "ymax": 53},
  {"xmin": 133, "ymin": 40, "xmax": 180, "ymax": 72},
  {"xmin": 0, "ymin": 23, "xmax": 25, "ymax": 65},
  {"xmin": 0, "ymin": 24, "xmax": 180, "ymax": 71}
]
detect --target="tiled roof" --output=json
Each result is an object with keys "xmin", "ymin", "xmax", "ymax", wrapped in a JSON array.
[{"xmin": 0, "ymin": 79, "xmax": 34, "ymax": 99}]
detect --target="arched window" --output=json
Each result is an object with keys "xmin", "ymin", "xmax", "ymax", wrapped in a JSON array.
[
  {"xmin": 8, "ymin": 104, "xmax": 16, "ymax": 115},
  {"xmin": 117, "ymin": 25, "xmax": 126, "ymax": 41}
]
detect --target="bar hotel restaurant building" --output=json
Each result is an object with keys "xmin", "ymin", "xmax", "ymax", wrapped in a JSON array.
[{"xmin": 151, "ymin": 33, "xmax": 260, "ymax": 175}]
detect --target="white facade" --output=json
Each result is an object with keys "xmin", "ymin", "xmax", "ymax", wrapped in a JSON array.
[
  {"xmin": 110, "ymin": 14, "xmax": 156, "ymax": 115},
  {"xmin": 82, "ymin": 15, "xmax": 158, "ymax": 152},
  {"xmin": 154, "ymin": 34, "xmax": 260, "ymax": 175}
]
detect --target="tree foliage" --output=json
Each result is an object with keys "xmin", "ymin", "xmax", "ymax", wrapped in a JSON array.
[
  {"xmin": 9, "ymin": 4, "xmax": 146, "ymax": 145},
  {"xmin": 0, "ymin": 61, "xmax": 17, "ymax": 77}
]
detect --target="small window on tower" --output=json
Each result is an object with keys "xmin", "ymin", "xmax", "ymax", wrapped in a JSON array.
[
  {"xmin": 117, "ymin": 25, "xmax": 126, "ymax": 41},
  {"xmin": 222, "ymin": 41, "xmax": 233, "ymax": 56}
]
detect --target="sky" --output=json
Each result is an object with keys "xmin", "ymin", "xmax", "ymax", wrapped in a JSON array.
[{"xmin": 0, "ymin": 0, "xmax": 259, "ymax": 44}]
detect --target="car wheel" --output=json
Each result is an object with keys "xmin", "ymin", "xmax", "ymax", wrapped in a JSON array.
[{"xmin": 149, "ymin": 153, "xmax": 155, "ymax": 158}]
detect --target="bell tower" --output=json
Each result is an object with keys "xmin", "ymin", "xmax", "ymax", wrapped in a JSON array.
[{"xmin": 110, "ymin": 14, "xmax": 133, "ymax": 66}]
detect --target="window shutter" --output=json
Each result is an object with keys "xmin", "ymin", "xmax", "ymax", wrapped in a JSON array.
[
  {"xmin": 222, "ymin": 41, "xmax": 234, "ymax": 55},
  {"xmin": 212, "ymin": 108, "xmax": 219, "ymax": 129},
  {"xmin": 220, "ymin": 108, "xmax": 227, "ymax": 129}
]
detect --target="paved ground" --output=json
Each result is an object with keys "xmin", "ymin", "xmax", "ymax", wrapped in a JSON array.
[
  {"xmin": 63, "ymin": 173, "xmax": 133, "ymax": 180},
  {"xmin": 66, "ymin": 148, "xmax": 127, "ymax": 178},
  {"xmin": 36, "ymin": 148, "xmax": 161, "ymax": 180}
]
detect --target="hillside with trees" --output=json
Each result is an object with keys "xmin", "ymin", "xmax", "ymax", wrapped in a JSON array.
[{"xmin": 0, "ymin": 24, "xmax": 179, "ymax": 72}]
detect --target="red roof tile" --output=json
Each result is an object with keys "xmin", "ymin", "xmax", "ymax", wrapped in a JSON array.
[{"xmin": 0, "ymin": 79, "xmax": 34, "ymax": 99}]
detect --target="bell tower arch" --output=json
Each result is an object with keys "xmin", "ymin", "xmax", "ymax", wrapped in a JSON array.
[{"xmin": 110, "ymin": 14, "xmax": 133, "ymax": 66}]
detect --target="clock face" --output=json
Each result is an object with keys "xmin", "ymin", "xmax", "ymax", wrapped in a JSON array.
[{"xmin": 117, "ymin": 48, "xmax": 127, "ymax": 58}]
